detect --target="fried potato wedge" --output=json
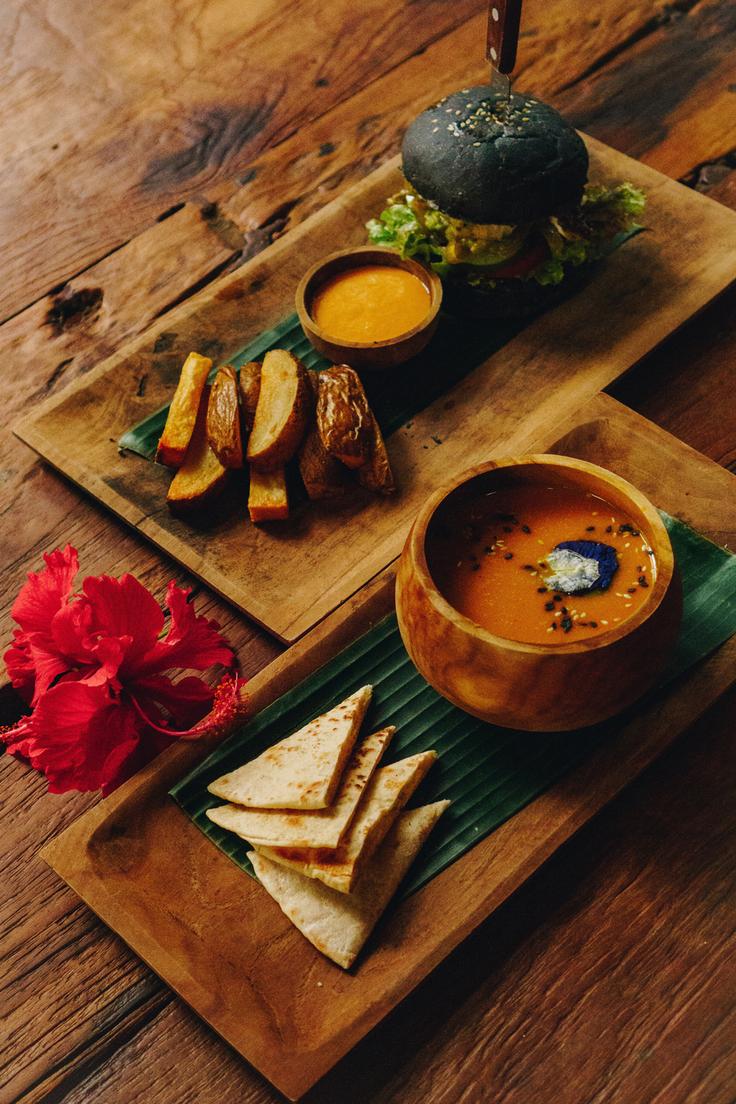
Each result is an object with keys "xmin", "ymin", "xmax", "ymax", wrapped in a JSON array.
[
  {"xmin": 298, "ymin": 422, "xmax": 352, "ymax": 501},
  {"xmin": 206, "ymin": 366, "xmax": 243, "ymax": 469},
  {"xmin": 316, "ymin": 364, "xmax": 372, "ymax": 469},
  {"xmin": 238, "ymin": 360, "xmax": 261, "ymax": 435},
  {"xmin": 167, "ymin": 386, "xmax": 228, "ymax": 512},
  {"xmin": 248, "ymin": 466, "xmax": 289, "ymax": 522},
  {"xmin": 297, "ymin": 371, "xmax": 349, "ymax": 500},
  {"xmin": 357, "ymin": 413, "xmax": 395, "ymax": 495},
  {"xmin": 156, "ymin": 351, "xmax": 212, "ymax": 467},
  {"xmin": 246, "ymin": 350, "xmax": 310, "ymax": 471}
]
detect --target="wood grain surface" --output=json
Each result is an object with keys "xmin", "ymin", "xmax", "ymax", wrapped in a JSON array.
[
  {"xmin": 39, "ymin": 394, "xmax": 736, "ymax": 1099},
  {"xmin": 15, "ymin": 139, "xmax": 736, "ymax": 641},
  {"xmin": 1, "ymin": 1, "xmax": 735, "ymax": 1102}
]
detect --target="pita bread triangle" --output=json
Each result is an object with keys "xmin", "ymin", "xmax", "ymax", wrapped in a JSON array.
[
  {"xmin": 249, "ymin": 800, "xmax": 450, "ymax": 969},
  {"xmin": 253, "ymin": 750, "xmax": 437, "ymax": 893},
  {"xmin": 207, "ymin": 685, "xmax": 372, "ymax": 810},
  {"xmin": 206, "ymin": 726, "xmax": 394, "ymax": 849}
]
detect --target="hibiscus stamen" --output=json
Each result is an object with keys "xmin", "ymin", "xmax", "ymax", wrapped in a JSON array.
[{"xmin": 127, "ymin": 674, "xmax": 249, "ymax": 741}]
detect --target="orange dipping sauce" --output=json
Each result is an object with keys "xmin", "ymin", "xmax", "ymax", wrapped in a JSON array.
[
  {"xmin": 311, "ymin": 265, "xmax": 431, "ymax": 343},
  {"xmin": 428, "ymin": 483, "xmax": 656, "ymax": 645}
]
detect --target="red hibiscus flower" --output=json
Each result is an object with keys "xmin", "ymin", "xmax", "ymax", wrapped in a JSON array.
[{"xmin": 2, "ymin": 546, "xmax": 248, "ymax": 794}]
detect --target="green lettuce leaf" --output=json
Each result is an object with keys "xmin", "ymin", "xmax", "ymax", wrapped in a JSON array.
[
  {"xmin": 366, "ymin": 181, "xmax": 646, "ymax": 286},
  {"xmin": 366, "ymin": 204, "xmax": 445, "ymax": 266}
]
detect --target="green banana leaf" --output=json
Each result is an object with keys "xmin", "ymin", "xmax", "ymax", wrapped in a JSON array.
[
  {"xmin": 120, "ymin": 231, "xmax": 641, "ymax": 459},
  {"xmin": 170, "ymin": 512, "xmax": 736, "ymax": 897}
]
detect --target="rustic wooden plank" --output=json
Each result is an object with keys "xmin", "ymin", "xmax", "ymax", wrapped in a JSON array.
[
  {"xmin": 0, "ymin": 0, "xmax": 488, "ymax": 322},
  {"xmin": 559, "ymin": 0, "xmax": 736, "ymax": 180},
  {"xmin": 611, "ymin": 286, "xmax": 736, "ymax": 475},
  {"xmin": 609, "ymin": 170, "xmax": 736, "ymax": 475},
  {"xmin": 15, "ymin": 139, "xmax": 736, "ymax": 642},
  {"xmin": 0, "ymin": 203, "xmax": 237, "ymax": 401},
  {"xmin": 37, "ymin": 394, "xmax": 736, "ymax": 1098},
  {"xmin": 1, "ymin": 0, "xmax": 709, "ymax": 650}
]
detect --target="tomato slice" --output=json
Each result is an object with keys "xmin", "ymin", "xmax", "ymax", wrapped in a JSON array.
[{"xmin": 488, "ymin": 237, "xmax": 549, "ymax": 279}]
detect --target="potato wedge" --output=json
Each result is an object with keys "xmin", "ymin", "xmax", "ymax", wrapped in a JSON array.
[
  {"xmin": 298, "ymin": 422, "xmax": 352, "ymax": 501},
  {"xmin": 238, "ymin": 360, "xmax": 261, "ymax": 435},
  {"xmin": 357, "ymin": 413, "xmax": 395, "ymax": 495},
  {"xmin": 206, "ymin": 366, "xmax": 243, "ymax": 469},
  {"xmin": 156, "ymin": 351, "xmax": 212, "ymax": 467},
  {"xmin": 297, "ymin": 371, "xmax": 348, "ymax": 501},
  {"xmin": 246, "ymin": 350, "xmax": 310, "ymax": 471},
  {"xmin": 248, "ymin": 466, "xmax": 289, "ymax": 522},
  {"xmin": 167, "ymin": 386, "xmax": 228, "ymax": 513},
  {"xmin": 316, "ymin": 364, "xmax": 372, "ymax": 469}
]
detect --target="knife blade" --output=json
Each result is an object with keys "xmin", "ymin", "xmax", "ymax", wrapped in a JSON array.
[{"xmin": 486, "ymin": 0, "xmax": 523, "ymax": 101}]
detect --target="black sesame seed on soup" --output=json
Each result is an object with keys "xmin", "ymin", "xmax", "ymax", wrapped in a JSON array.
[{"xmin": 426, "ymin": 483, "xmax": 656, "ymax": 644}]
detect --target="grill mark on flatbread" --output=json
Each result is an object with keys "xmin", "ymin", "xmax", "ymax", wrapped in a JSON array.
[
  {"xmin": 206, "ymin": 726, "xmax": 394, "ymax": 849},
  {"xmin": 249, "ymin": 801, "xmax": 450, "ymax": 969},
  {"xmin": 207, "ymin": 685, "xmax": 372, "ymax": 810},
  {"xmin": 254, "ymin": 750, "xmax": 437, "ymax": 893}
]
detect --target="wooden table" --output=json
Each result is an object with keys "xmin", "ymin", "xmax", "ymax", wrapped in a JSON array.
[{"xmin": 1, "ymin": 2, "xmax": 734, "ymax": 1101}]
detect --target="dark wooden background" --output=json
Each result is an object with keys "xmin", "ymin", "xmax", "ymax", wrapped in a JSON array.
[{"xmin": 1, "ymin": 1, "xmax": 734, "ymax": 1101}]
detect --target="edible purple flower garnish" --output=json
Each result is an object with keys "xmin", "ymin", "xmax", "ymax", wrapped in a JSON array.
[{"xmin": 543, "ymin": 540, "xmax": 619, "ymax": 595}]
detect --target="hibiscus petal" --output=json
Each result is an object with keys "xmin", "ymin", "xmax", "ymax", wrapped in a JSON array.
[
  {"xmin": 4, "ymin": 631, "xmax": 36, "ymax": 701},
  {"xmin": 51, "ymin": 596, "xmax": 96, "ymax": 666},
  {"xmin": 17, "ymin": 681, "xmax": 142, "ymax": 794},
  {"xmin": 132, "ymin": 583, "xmax": 234, "ymax": 676},
  {"xmin": 81, "ymin": 573, "xmax": 165, "ymax": 669},
  {"xmin": 11, "ymin": 546, "xmax": 79, "ymax": 636},
  {"xmin": 86, "ymin": 635, "xmax": 127, "ymax": 685},
  {"xmin": 5, "ymin": 547, "xmax": 81, "ymax": 703},
  {"xmin": 25, "ymin": 635, "xmax": 72, "ymax": 704},
  {"xmin": 132, "ymin": 673, "xmax": 214, "ymax": 730}
]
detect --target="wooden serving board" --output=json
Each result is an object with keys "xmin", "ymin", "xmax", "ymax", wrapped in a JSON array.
[
  {"xmin": 41, "ymin": 394, "xmax": 736, "ymax": 1101},
  {"xmin": 15, "ymin": 137, "xmax": 736, "ymax": 643}
]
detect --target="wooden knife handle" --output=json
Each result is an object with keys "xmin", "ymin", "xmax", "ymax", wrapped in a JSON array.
[{"xmin": 486, "ymin": 0, "xmax": 523, "ymax": 74}]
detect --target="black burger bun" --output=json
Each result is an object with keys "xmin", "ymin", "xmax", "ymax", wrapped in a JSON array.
[{"xmin": 402, "ymin": 86, "xmax": 589, "ymax": 225}]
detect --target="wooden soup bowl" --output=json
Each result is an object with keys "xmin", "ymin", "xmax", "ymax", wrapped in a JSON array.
[
  {"xmin": 395, "ymin": 455, "xmax": 682, "ymax": 731},
  {"xmin": 296, "ymin": 245, "xmax": 443, "ymax": 371}
]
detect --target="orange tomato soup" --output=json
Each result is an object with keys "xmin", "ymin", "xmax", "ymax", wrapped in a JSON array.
[
  {"xmin": 428, "ymin": 483, "xmax": 655, "ymax": 645},
  {"xmin": 311, "ymin": 265, "xmax": 430, "ymax": 342}
]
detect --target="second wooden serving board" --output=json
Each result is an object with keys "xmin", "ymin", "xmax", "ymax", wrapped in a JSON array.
[{"xmin": 41, "ymin": 394, "xmax": 736, "ymax": 1100}]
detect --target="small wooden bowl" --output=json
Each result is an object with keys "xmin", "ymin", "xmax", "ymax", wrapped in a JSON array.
[
  {"xmin": 295, "ymin": 246, "xmax": 442, "ymax": 371},
  {"xmin": 395, "ymin": 455, "xmax": 683, "ymax": 731}
]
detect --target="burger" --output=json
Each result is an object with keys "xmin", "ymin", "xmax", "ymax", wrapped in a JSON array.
[{"xmin": 367, "ymin": 86, "xmax": 645, "ymax": 317}]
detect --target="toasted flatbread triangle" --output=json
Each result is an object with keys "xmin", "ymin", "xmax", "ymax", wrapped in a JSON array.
[
  {"xmin": 254, "ymin": 750, "xmax": 437, "ymax": 893},
  {"xmin": 207, "ymin": 685, "xmax": 372, "ymax": 810},
  {"xmin": 249, "ymin": 800, "xmax": 450, "ymax": 969},
  {"xmin": 206, "ymin": 726, "xmax": 394, "ymax": 848}
]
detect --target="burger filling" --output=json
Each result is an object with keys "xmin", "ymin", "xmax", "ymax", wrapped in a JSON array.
[{"xmin": 366, "ymin": 182, "xmax": 645, "ymax": 288}]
